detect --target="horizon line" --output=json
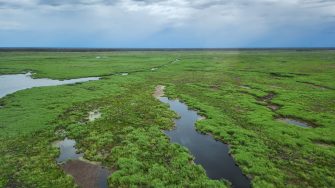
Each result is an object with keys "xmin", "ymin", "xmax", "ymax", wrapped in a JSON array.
[{"xmin": 1, "ymin": 47, "xmax": 335, "ymax": 52}]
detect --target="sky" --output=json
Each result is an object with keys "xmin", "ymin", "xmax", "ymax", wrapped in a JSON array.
[{"xmin": 0, "ymin": 0, "xmax": 334, "ymax": 48}]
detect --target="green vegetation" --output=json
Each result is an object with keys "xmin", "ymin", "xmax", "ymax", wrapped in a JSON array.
[{"xmin": 0, "ymin": 50, "xmax": 334, "ymax": 187}]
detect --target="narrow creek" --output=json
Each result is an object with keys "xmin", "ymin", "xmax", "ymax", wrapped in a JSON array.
[
  {"xmin": 154, "ymin": 86, "xmax": 250, "ymax": 188},
  {"xmin": 0, "ymin": 58, "xmax": 181, "ymax": 99},
  {"xmin": 54, "ymin": 138, "xmax": 110, "ymax": 188}
]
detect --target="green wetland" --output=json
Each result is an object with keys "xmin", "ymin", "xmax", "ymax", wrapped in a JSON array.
[{"xmin": 0, "ymin": 50, "xmax": 334, "ymax": 187}]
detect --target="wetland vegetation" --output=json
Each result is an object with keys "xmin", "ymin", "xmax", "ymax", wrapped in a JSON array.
[{"xmin": 0, "ymin": 50, "xmax": 334, "ymax": 187}]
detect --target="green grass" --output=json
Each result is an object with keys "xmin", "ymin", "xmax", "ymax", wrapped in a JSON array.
[
  {"xmin": 0, "ymin": 50, "xmax": 334, "ymax": 187},
  {"xmin": 0, "ymin": 52, "xmax": 177, "ymax": 79}
]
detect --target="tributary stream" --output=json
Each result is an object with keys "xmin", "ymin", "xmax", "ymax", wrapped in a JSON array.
[
  {"xmin": 0, "ymin": 72, "xmax": 99, "ymax": 98},
  {"xmin": 154, "ymin": 86, "xmax": 250, "ymax": 188}
]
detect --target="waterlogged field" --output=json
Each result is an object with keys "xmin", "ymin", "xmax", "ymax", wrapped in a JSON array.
[{"xmin": 0, "ymin": 50, "xmax": 334, "ymax": 187}]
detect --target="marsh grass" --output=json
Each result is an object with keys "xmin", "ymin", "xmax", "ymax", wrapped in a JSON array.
[{"xmin": 0, "ymin": 51, "xmax": 334, "ymax": 187}]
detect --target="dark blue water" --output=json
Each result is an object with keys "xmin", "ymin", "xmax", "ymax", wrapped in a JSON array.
[{"xmin": 159, "ymin": 97, "xmax": 250, "ymax": 188}]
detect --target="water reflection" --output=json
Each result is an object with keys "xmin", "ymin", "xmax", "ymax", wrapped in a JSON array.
[
  {"xmin": 0, "ymin": 72, "xmax": 99, "ymax": 98},
  {"xmin": 158, "ymin": 97, "xmax": 250, "ymax": 188},
  {"xmin": 54, "ymin": 138, "xmax": 110, "ymax": 188},
  {"xmin": 54, "ymin": 138, "xmax": 83, "ymax": 164}
]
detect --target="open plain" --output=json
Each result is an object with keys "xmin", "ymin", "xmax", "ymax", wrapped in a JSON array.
[{"xmin": 0, "ymin": 50, "xmax": 334, "ymax": 187}]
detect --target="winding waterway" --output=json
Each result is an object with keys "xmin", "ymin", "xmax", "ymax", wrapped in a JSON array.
[
  {"xmin": 155, "ymin": 86, "xmax": 250, "ymax": 188},
  {"xmin": 0, "ymin": 72, "xmax": 100, "ymax": 98},
  {"xmin": 0, "ymin": 62, "xmax": 252, "ymax": 187},
  {"xmin": 0, "ymin": 72, "xmax": 108, "ymax": 187}
]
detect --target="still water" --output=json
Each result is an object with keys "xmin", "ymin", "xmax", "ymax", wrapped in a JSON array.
[
  {"xmin": 54, "ymin": 138, "xmax": 110, "ymax": 188},
  {"xmin": 0, "ymin": 72, "xmax": 99, "ymax": 98},
  {"xmin": 158, "ymin": 97, "xmax": 250, "ymax": 188}
]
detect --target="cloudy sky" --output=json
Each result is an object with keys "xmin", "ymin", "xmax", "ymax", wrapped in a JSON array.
[{"xmin": 0, "ymin": 0, "xmax": 334, "ymax": 47}]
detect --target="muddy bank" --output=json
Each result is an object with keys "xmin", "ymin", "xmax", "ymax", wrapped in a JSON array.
[
  {"xmin": 267, "ymin": 103, "xmax": 280, "ymax": 111},
  {"xmin": 54, "ymin": 138, "xmax": 111, "ymax": 188},
  {"xmin": 241, "ymin": 89, "xmax": 281, "ymax": 111},
  {"xmin": 257, "ymin": 92, "xmax": 281, "ymax": 111},
  {"xmin": 61, "ymin": 160, "xmax": 110, "ymax": 188},
  {"xmin": 258, "ymin": 92, "xmax": 276, "ymax": 102},
  {"xmin": 153, "ymin": 85, "xmax": 166, "ymax": 98}
]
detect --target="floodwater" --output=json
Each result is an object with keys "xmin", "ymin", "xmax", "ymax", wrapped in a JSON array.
[
  {"xmin": 54, "ymin": 138, "xmax": 110, "ymax": 188},
  {"xmin": 157, "ymin": 96, "xmax": 250, "ymax": 188},
  {"xmin": 0, "ymin": 72, "xmax": 100, "ymax": 98},
  {"xmin": 277, "ymin": 118, "xmax": 311, "ymax": 128}
]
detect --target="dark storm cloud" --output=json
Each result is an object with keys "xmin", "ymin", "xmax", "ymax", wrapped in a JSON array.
[{"xmin": 0, "ymin": 0, "xmax": 334, "ymax": 47}]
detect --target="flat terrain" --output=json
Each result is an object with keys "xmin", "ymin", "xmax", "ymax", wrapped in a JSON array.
[{"xmin": 0, "ymin": 50, "xmax": 334, "ymax": 187}]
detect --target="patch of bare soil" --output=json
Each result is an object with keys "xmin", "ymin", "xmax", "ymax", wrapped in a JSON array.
[
  {"xmin": 153, "ymin": 85, "xmax": 165, "ymax": 98},
  {"xmin": 267, "ymin": 103, "xmax": 280, "ymax": 111},
  {"xmin": 259, "ymin": 92, "xmax": 276, "ymax": 102},
  {"xmin": 197, "ymin": 116, "xmax": 206, "ymax": 121},
  {"xmin": 256, "ymin": 92, "xmax": 281, "ymax": 111},
  {"xmin": 61, "ymin": 160, "xmax": 111, "ymax": 188}
]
